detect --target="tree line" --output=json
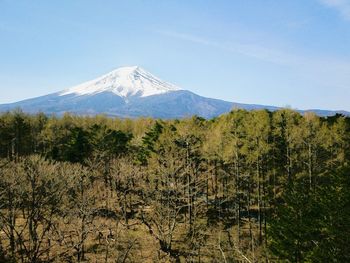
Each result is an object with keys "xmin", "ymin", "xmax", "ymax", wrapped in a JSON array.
[{"xmin": 0, "ymin": 109, "xmax": 349, "ymax": 262}]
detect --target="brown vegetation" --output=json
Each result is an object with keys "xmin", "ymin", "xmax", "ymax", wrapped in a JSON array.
[{"xmin": 0, "ymin": 109, "xmax": 349, "ymax": 262}]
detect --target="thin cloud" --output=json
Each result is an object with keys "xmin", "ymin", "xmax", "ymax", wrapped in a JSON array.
[
  {"xmin": 159, "ymin": 31, "xmax": 299, "ymax": 66},
  {"xmin": 159, "ymin": 30, "xmax": 350, "ymax": 91},
  {"xmin": 319, "ymin": 0, "xmax": 350, "ymax": 20}
]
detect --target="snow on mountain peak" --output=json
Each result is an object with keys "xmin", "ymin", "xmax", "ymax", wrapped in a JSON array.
[{"xmin": 59, "ymin": 66, "xmax": 182, "ymax": 98}]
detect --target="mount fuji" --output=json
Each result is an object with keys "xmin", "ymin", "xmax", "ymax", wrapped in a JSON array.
[{"xmin": 0, "ymin": 66, "xmax": 348, "ymax": 118}]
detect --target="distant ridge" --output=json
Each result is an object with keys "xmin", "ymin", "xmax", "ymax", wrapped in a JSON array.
[{"xmin": 0, "ymin": 66, "xmax": 348, "ymax": 118}]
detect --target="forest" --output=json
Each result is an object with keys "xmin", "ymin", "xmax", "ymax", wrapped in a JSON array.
[{"xmin": 0, "ymin": 109, "xmax": 349, "ymax": 262}]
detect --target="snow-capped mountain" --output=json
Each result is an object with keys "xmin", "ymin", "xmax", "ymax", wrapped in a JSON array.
[
  {"xmin": 59, "ymin": 66, "xmax": 181, "ymax": 98},
  {"xmin": 0, "ymin": 66, "xmax": 348, "ymax": 118}
]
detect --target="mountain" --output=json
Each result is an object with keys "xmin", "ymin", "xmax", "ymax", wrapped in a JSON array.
[{"xmin": 0, "ymin": 66, "xmax": 348, "ymax": 118}]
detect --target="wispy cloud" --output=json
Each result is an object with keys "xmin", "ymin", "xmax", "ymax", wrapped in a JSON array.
[
  {"xmin": 319, "ymin": 0, "xmax": 350, "ymax": 20},
  {"xmin": 159, "ymin": 31, "xmax": 299, "ymax": 66},
  {"xmin": 159, "ymin": 30, "xmax": 350, "ymax": 90}
]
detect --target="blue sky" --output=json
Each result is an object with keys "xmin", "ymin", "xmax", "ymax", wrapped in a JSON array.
[{"xmin": 1, "ymin": 0, "xmax": 350, "ymax": 110}]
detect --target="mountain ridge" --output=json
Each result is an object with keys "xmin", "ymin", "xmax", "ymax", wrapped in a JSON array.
[{"xmin": 0, "ymin": 66, "xmax": 348, "ymax": 118}]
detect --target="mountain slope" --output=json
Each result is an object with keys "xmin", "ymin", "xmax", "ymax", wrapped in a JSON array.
[
  {"xmin": 0, "ymin": 90, "xmax": 234, "ymax": 118},
  {"xmin": 0, "ymin": 66, "xmax": 348, "ymax": 118}
]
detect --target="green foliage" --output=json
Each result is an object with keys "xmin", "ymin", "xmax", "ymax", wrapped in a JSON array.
[
  {"xmin": 268, "ymin": 176, "xmax": 321, "ymax": 262},
  {"xmin": 268, "ymin": 167, "xmax": 350, "ymax": 262},
  {"xmin": 44, "ymin": 122, "xmax": 132, "ymax": 163},
  {"xmin": 137, "ymin": 120, "xmax": 163, "ymax": 165},
  {"xmin": 90, "ymin": 124, "xmax": 133, "ymax": 158}
]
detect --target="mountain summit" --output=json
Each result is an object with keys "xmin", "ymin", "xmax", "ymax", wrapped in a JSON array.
[
  {"xmin": 0, "ymin": 66, "xmax": 348, "ymax": 118},
  {"xmin": 60, "ymin": 66, "xmax": 181, "ymax": 98}
]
